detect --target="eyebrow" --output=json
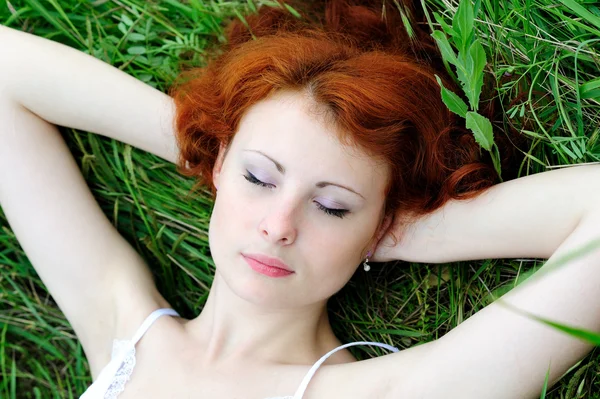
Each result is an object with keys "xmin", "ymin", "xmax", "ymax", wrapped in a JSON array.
[{"xmin": 243, "ymin": 149, "xmax": 365, "ymax": 200}]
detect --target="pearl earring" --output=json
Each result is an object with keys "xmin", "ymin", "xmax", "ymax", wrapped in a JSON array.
[{"xmin": 363, "ymin": 250, "xmax": 372, "ymax": 272}]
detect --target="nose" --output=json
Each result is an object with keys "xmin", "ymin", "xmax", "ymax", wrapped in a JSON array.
[{"xmin": 258, "ymin": 197, "xmax": 299, "ymax": 245}]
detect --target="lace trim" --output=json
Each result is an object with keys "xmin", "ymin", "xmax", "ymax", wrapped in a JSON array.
[{"xmin": 104, "ymin": 339, "xmax": 136, "ymax": 399}]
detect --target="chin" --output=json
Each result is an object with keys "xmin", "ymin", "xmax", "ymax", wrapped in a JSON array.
[
  {"xmin": 215, "ymin": 255, "xmax": 291, "ymax": 307},
  {"xmin": 233, "ymin": 280, "xmax": 294, "ymax": 309}
]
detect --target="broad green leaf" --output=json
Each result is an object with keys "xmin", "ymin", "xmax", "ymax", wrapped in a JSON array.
[
  {"xmin": 455, "ymin": 51, "xmax": 470, "ymax": 101},
  {"xmin": 464, "ymin": 47, "xmax": 475, "ymax": 104},
  {"xmin": 433, "ymin": 11, "xmax": 456, "ymax": 38},
  {"xmin": 435, "ymin": 75, "xmax": 468, "ymax": 118},
  {"xmin": 120, "ymin": 13, "xmax": 134, "ymax": 27},
  {"xmin": 127, "ymin": 46, "xmax": 146, "ymax": 55},
  {"xmin": 465, "ymin": 111, "xmax": 494, "ymax": 151},
  {"xmin": 117, "ymin": 22, "xmax": 128, "ymax": 36},
  {"xmin": 130, "ymin": 4, "xmax": 141, "ymax": 18},
  {"xmin": 127, "ymin": 32, "xmax": 146, "ymax": 42},
  {"xmin": 431, "ymin": 30, "xmax": 458, "ymax": 65},
  {"xmin": 467, "ymin": 40, "xmax": 486, "ymax": 111},
  {"xmin": 452, "ymin": 0, "xmax": 474, "ymax": 53},
  {"xmin": 138, "ymin": 74, "xmax": 153, "ymax": 83}
]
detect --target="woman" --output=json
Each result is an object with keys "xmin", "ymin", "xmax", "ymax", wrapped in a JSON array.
[{"xmin": 1, "ymin": 0, "xmax": 599, "ymax": 398}]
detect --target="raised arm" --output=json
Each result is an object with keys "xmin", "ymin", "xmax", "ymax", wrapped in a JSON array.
[
  {"xmin": 0, "ymin": 24, "xmax": 178, "ymax": 163},
  {"xmin": 376, "ymin": 164, "xmax": 600, "ymax": 263},
  {"xmin": 386, "ymin": 165, "xmax": 600, "ymax": 398},
  {"xmin": 0, "ymin": 25, "xmax": 176, "ymax": 378}
]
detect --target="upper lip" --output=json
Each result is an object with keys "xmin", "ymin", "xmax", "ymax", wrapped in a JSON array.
[{"xmin": 243, "ymin": 253, "xmax": 293, "ymax": 272}]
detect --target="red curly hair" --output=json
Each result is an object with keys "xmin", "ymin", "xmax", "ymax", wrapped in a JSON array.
[{"xmin": 168, "ymin": 0, "xmax": 525, "ymax": 242}]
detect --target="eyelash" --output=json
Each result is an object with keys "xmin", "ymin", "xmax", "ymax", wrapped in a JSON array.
[{"xmin": 243, "ymin": 172, "xmax": 349, "ymax": 219}]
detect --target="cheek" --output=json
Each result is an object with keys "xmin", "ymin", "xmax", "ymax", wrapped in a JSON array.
[
  {"xmin": 307, "ymin": 229, "xmax": 363, "ymax": 291},
  {"xmin": 311, "ymin": 218, "xmax": 371, "ymax": 262},
  {"xmin": 209, "ymin": 187, "xmax": 238, "ymax": 261},
  {"xmin": 209, "ymin": 177, "xmax": 265, "ymax": 264},
  {"xmin": 310, "ymin": 214, "xmax": 378, "ymax": 281},
  {"xmin": 210, "ymin": 183, "xmax": 251, "ymax": 242}
]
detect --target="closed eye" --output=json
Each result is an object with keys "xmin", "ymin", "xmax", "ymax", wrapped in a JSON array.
[
  {"xmin": 243, "ymin": 171, "xmax": 349, "ymax": 219},
  {"xmin": 314, "ymin": 202, "xmax": 349, "ymax": 219},
  {"xmin": 243, "ymin": 171, "xmax": 273, "ymax": 188}
]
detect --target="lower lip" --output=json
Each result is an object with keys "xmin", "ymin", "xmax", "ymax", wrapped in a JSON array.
[{"xmin": 243, "ymin": 255, "xmax": 294, "ymax": 278}]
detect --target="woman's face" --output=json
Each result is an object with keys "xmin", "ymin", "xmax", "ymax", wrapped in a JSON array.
[{"xmin": 209, "ymin": 89, "xmax": 390, "ymax": 309}]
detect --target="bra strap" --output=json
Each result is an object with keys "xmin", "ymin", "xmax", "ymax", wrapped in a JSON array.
[
  {"xmin": 292, "ymin": 341, "xmax": 399, "ymax": 399},
  {"xmin": 131, "ymin": 308, "xmax": 180, "ymax": 345},
  {"xmin": 78, "ymin": 308, "xmax": 180, "ymax": 398}
]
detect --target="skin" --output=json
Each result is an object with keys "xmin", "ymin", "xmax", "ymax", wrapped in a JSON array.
[{"xmin": 188, "ymin": 88, "xmax": 393, "ymax": 366}]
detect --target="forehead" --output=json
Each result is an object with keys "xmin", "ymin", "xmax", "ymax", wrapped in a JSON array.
[{"xmin": 229, "ymin": 90, "xmax": 389, "ymax": 195}]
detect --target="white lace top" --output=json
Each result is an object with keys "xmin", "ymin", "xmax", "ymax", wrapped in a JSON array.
[{"xmin": 79, "ymin": 308, "xmax": 399, "ymax": 399}]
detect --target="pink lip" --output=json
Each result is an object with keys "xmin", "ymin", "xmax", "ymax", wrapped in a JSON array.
[
  {"xmin": 242, "ymin": 254, "xmax": 294, "ymax": 278},
  {"xmin": 242, "ymin": 253, "xmax": 292, "ymax": 271}
]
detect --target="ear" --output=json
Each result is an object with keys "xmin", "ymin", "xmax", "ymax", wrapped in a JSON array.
[
  {"xmin": 212, "ymin": 141, "xmax": 228, "ymax": 190},
  {"xmin": 371, "ymin": 214, "xmax": 394, "ymax": 252}
]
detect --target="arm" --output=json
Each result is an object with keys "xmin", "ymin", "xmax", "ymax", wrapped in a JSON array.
[
  {"xmin": 0, "ymin": 24, "xmax": 178, "ymax": 163},
  {"xmin": 375, "ymin": 164, "xmax": 600, "ymax": 263},
  {"xmin": 402, "ymin": 209, "xmax": 600, "ymax": 398},
  {"xmin": 385, "ymin": 165, "xmax": 600, "ymax": 397},
  {"xmin": 0, "ymin": 26, "xmax": 176, "ymax": 378}
]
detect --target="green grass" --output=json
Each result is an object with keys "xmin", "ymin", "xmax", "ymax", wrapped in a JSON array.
[{"xmin": 1, "ymin": 0, "xmax": 600, "ymax": 397}]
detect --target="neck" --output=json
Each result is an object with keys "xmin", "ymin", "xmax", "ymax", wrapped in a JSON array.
[{"xmin": 185, "ymin": 272, "xmax": 341, "ymax": 367}]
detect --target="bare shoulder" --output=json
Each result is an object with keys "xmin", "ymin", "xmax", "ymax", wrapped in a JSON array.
[
  {"xmin": 302, "ymin": 340, "xmax": 440, "ymax": 399},
  {"xmin": 86, "ymin": 277, "xmax": 173, "ymax": 379}
]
